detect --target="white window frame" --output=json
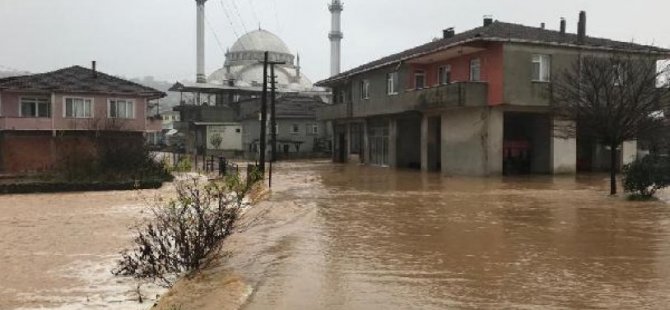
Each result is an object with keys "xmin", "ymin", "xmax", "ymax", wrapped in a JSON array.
[
  {"xmin": 470, "ymin": 58, "xmax": 481, "ymax": 81},
  {"xmin": 309, "ymin": 124, "xmax": 319, "ymax": 135},
  {"xmin": 107, "ymin": 98, "xmax": 135, "ymax": 119},
  {"xmin": 387, "ymin": 72, "xmax": 399, "ymax": 95},
  {"xmin": 19, "ymin": 96, "xmax": 51, "ymax": 118},
  {"xmin": 438, "ymin": 65, "xmax": 452, "ymax": 85},
  {"xmin": 532, "ymin": 54, "xmax": 551, "ymax": 82},
  {"xmin": 63, "ymin": 97, "xmax": 94, "ymax": 119},
  {"xmin": 360, "ymin": 79, "xmax": 370, "ymax": 100},
  {"xmin": 414, "ymin": 70, "xmax": 426, "ymax": 90}
]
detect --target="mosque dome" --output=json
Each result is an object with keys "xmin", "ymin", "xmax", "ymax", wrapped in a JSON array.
[
  {"xmin": 230, "ymin": 29, "xmax": 291, "ymax": 55},
  {"xmin": 208, "ymin": 29, "xmax": 319, "ymax": 92}
]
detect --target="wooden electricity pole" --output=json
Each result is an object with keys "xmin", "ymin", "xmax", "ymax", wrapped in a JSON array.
[
  {"xmin": 258, "ymin": 51, "xmax": 269, "ymax": 173},
  {"xmin": 268, "ymin": 60, "xmax": 286, "ymax": 188}
]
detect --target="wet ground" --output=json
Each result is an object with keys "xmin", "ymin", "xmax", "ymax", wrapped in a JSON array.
[
  {"xmin": 160, "ymin": 160, "xmax": 670, "ymax": 310},
  {"xmin": 4, "ymin": 161, "xmax": 670, "ymax": 309}
]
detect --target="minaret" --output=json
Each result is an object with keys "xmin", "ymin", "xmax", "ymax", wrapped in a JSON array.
[
  {"xmin": 296, "ymin": 53, "xmax": 301, "ymax": 79},
  {"xmin": 196, "ymin": 0, "xmax": 207, "ymax": 83},
  {"xmin": 328, "ymin": 0, "xmax": 343, "ymax": 76}
]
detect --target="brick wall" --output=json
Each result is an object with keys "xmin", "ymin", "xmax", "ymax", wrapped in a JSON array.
[{"xmin": 0, "ymin": 131, "xmax": 143, "ymax": 174}]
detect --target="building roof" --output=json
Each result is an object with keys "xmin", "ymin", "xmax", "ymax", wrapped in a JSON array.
[
  {"xmin": 317, "ymin": 21, "xmax": 670, "ymax": 86},
  {"xmin": 0, "ymin": 65, "xmax": 166, "ymax": 99},
  {"xmin": 239, "ymin": 94, "xmax": 328, "ymax": 120}
]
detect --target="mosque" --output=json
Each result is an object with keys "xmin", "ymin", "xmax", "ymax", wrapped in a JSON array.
[{"xmin": 169, "ymin": 0, "xmax": 341, "ymax": 160}]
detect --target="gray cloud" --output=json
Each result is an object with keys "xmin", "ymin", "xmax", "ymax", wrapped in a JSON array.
[{"xmin": 1, "ymin": 0, "xmax": 668, "ymax": 83}]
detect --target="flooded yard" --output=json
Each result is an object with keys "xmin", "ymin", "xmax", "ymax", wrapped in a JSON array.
[
  {"xmin": 0, "ymin": 188, "xmax": 167, "ymax": 309},
  {"xmin": 163, "ymin": 161, "xmax": 670, "ymax": 309},
  {"xmin": 3, "ymin": 161, "xmax": 670, "ymax": 309}
]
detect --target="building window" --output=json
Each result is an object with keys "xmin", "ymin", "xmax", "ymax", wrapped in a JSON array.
[
  {"xmin": 339, "ymin": 89, "xmax": 346, "ymax": 104},
  {"xmin": 360, "ymin": 79, "xmax": 370, "ymax": 99},
  {"xmin": 438, "ymin": 65, "xmax": 452, "ymax": 85},
  {"xmin": 309, "ymin": 124, "xmax": 319, "ymax": 135},
  {"xmin": 64, "ymin": 97, "xmax": 93, "ymax": 118},
  {"xmin": 387, "ymin": 72, "xmax": 399, "ymax": 95},
  {"xmin": 291, "ymin": 124, "xmax": 300, "ymax": 134},
  {"xmin": 532, "ymin": 54, "xmax": 551, "ymax": 82},
  {"xmin": 414, "ymin": 70, "xmax": 426, "ymax": 90},
  {"xmin": 20, "ymin": 97, "xmax": 51, "ymax": 118},
  {"xmin": 108, "ymin": 99, "xmax": 135, "ymax": 119},
  {"xmin": 470, "ymin": 59, "xmax": 481, "ymax": 81}
]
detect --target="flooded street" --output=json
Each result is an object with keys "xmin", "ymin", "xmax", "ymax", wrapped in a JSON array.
[
  {"xmin": 4, "ymin": 161, "xmax": 670, "ymax": 309},
  {"xmin": 162, "ymin": 160, "xmax": 670, "ymax": 310},
  {"xmin": 0, "ymin": 188, "xmax": 167, "ymax": 309}
]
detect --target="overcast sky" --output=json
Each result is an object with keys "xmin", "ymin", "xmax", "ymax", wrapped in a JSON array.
[{"xmin": 1, "ymin": 0, "xmax": 668, "ymax": 83}]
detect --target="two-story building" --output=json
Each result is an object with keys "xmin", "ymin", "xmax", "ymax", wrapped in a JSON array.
[
  {"xmin": 0, "ymin": 64, "xmax": 164, "ymax": 173},
  {"xmin": 316, "ymin": 13, "xmax": 670, "ymax": 176}
]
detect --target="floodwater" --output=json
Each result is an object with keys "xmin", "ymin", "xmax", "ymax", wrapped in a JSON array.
[
  {"xmin": 4, "ymin": 161, "xmax": 670, "ymax": 309},
  {"xmin": 0, "ymin": 188, "xmax": 168, "ymax": 309},
  {"xmin": 159, "ymin": 160, "xmax": 670, "ymax": 310}
]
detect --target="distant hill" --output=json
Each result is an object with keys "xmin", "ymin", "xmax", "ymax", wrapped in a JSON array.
[
  {"xmin": 130, "ymin": 77, "xmax": 182, "ymax": 113},
  {"xmin": 0, "ymin": 67, "xmax": 30, "ymax": 78}
]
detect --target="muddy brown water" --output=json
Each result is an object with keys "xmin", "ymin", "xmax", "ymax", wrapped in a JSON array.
[
  {"xmin": 196, "ymin": 161, "xmax": 670, "ymax": 310},
  {"xmin": 3, "ymin": 161, "xmax": 670, "ymax": 309}
]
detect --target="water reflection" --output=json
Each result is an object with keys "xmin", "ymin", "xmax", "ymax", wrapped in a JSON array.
[{"xmin": 238, "ymin": 161, "xmax": 670, "ymax": 309}]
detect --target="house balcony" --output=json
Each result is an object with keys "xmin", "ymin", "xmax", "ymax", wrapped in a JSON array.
[
  {"xmin": 315, "ymin": 103, "xmax": 349, "ymax": 120},
  {"xmin": 316, "ymin": 82, "xmax": 489, "ymax": 120},
  {"xmin": 0, "ymin": 117, "xmax": 53, "ymax": 130}
]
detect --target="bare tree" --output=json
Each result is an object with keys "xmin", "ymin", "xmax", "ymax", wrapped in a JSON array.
[{"xmin": 553, "ymin": 53, "xmax": 670, "ymax": 195}]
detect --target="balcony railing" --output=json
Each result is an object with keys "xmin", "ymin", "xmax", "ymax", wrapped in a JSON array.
[{"xmin": 316, "ymin": 82, "xmax": 489, "ymax": 120}]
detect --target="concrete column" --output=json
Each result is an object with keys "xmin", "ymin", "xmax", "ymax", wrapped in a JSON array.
[
  {"xmin": 420, "ymin": 114, "xmax": 429, "ymax": 171},
  {"xmin": 441, "ymin": 107, "xmax": 502, "ymax": 176},
  {"xmin": 486, "ymin": 108, "xmax": 504, "ymax": 175},
  {"xmin": 329, "ymin": 121, "xmax": 336, "ymax": 162},
  {"xmin": 362, "ymin": 119, "xmax": 370, "ymax": 164},
  {"xmin": 622, "ymin": 140, "xmax": 638, "ymax": 166},
  {"xmin": 389, "ymin": 118, "xmax": 398, "ymax": 167},
  {"xmin": 551, "ymin": 119, "xmax": 577, "ymax": 174},
  {"xmin": 345, "ymin": 123, "xmax": 352, "ymax": 161}
]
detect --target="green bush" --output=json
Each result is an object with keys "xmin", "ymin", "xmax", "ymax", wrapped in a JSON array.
[
  {"xmin": 173, "ymin": 156, "xmax": 193, "ymax": 173},
  {"xmin": 623, "ymin": 155, "xmax": 670, "ymax": 199}
]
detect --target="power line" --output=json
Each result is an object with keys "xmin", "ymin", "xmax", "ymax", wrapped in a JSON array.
[
  {"xmin": 249, "ymin": 0, "xmax": 260, "ymax": 29},
  {"xmin": 205, "ymin": 16, "xmax": 226, "ymax": 58},
  {"xmin": 220, "ymin": 0, "xmax": 246, "ymax": 50},
  {"xmin": 230, "ymin": 0, "xmax": 249, "ymax": 35}
]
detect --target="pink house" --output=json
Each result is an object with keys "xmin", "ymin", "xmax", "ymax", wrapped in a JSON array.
[{"xmin": 0, "ymin": 64, "xmax": 165, "ymax": 173}]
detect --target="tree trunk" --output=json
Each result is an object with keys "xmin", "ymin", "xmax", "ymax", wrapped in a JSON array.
[{"xmin": 610, "ymin": 143, "xmax": 618, "ymax": 196}]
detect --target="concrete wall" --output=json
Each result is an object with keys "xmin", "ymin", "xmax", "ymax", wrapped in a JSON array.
[
  {"xmin": 551, "ymin": 120, "xmax": 577, "ymax": 174},
  {"xmin": 441, "ymin": 107, "xmax": 502, "ymax": 176},
  {"xmin": 0, "ymin": 131, "xmax": 143, "ymax": 173},
  {"xmin": 502, "ymin": 43, "xmax": 579, "ymax": 106}
]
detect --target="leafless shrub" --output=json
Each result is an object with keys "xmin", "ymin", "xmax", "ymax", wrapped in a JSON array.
[
  {"xmin": 112, "ymin": 170, "xmax": 259, "ymax": 287},
  {"xmin": 553, "ymin": 53, "xmax": 670, "ymax": 195}
]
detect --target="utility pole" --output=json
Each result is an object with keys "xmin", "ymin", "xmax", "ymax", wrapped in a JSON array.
[
  {"xmin": 267, "ymin": 60, "xmax": 285, "ymax": 188},
  {"xmin": 259, "ymin": 51, "xmax": 269, "ymax": 173}
]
